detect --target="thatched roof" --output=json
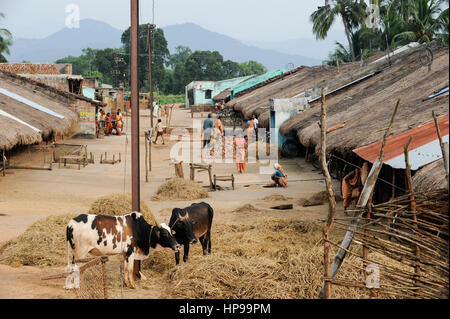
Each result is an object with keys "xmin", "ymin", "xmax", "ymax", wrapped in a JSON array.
[
  {"xmin": 0, "ymin": 71, "xmax": 84, "ymax": 150},
  {"xmin": 213, "ymin": 88, "xmax": 232, "ymax": 102},
  {"xmin": 0, "ymin": 63, "xmax": 60, "ymax": 75},
  {"xmin": 0, "ymin": 71, "xmax": 105, "ymax": 107},
  {"xmin": 0, "ymin": 115, "xmax": 43, "ymax": 151},
  {"xmin": 226, "ymin": 51, "xmax": 390, "ymax": 128},
  {"xmin": 413, "ymin": 159, "xmax": 447, "ymax": 192},
  {"xmin": 279, "ymin": 42, "xmax": 449, "ymax": 159}
]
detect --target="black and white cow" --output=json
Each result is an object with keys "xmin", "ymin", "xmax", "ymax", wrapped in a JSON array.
[
  {"xmin": 169, "ymin": 202, "xmax": 214, "ymax": 265},
  {"xmin": 66, "ymin": 212, "xmax": 180, "ymax": 289}
]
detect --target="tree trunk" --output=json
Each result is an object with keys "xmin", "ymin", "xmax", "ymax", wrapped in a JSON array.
[{"xmin": 342, "ymin": 14, "xmax": 355, "ymax": 61}]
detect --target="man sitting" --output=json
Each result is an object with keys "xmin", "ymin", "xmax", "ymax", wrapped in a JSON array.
[{"xmin": 271, "ymin": 163, "xmax": 288, "ymax": 188}]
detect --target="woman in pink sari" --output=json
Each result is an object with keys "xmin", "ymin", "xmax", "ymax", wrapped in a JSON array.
[{"xmin": 234, "ymin": 132, "xmax": 246, "ymax": 173}]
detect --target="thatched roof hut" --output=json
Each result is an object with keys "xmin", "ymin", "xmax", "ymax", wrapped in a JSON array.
[
  {"xmin": 0, "ymin": 70, "xmax": 104, "ymax": 151},
  {"xmin": 412, "ymin": 159, "xmax": 447, "ymax": 192},
  {"xmin": 227, "ymin": 51, "xmax": 389, "ymax": 128},
  {"xmin": 279, "ymin": 42, "xmax": 449, "ymax": 160}
]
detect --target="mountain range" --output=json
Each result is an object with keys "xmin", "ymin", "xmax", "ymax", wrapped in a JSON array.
[{"xmin": 7, "ymin": 19, "xmax": 340, "ymax": 69}]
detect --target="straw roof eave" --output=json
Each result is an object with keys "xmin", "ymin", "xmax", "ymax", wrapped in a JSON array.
[
  {"xmin": 0, "ymin": 116, "xmax": 43, "ymax": 151},
  {"xmin": 412, "ymin": 159, "xmax": 447, "ymax": 192}
]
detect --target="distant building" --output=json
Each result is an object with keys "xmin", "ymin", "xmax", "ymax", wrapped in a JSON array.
[{"xmin": 185, "ymin": 76, "xmax": 253, "ymax": 109}]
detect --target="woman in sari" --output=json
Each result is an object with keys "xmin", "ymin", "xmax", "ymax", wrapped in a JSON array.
[{"xmin": 234, "ymin": 132, "xmax": 246, "ymax": 173}]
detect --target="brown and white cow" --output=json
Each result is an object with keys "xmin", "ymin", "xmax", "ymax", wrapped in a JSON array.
[{"xmin": 66, "ymin": 212, "xmax": 180, "ymax": 289}]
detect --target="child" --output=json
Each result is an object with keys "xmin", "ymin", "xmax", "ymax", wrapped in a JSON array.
[{"xmin": 153, "ymin": 119, "xmax": 165, "ymax": 145}]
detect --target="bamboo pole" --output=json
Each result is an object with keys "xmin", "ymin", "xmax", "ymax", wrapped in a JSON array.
[
  {"xmin": 404, "ymin": 136, "xmax": 421, "ymax": 294},
  {"xmin": 432, "ymin": 111, "xmax": 449, "ymax": 188},
  {"xmin": 318, "ymin": 87, "xmax": 337, "ymax": 299},
  {"xmin": 145, "ymin": 132, "xmax": 149, "ymax": 183}
]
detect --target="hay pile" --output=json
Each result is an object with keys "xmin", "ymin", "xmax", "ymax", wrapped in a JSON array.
[
  {"xmin": 0, "ymin": 214, "xmax": 75, "ymax": 267},
  {"xmin": 156, "ymin": 218, "xmax": 391, "ymax": 299},
  {"xmin": 260, "ymin": 194, "xmax": 293, "ymax": 201},
  {"xmin": 0, "ymin": 194, "xmax": 156, "ymax": 267},
  {"xmin": 233, "ymin": 204, "xmax": 259, "ymax": 213},
  {"xmin": 151, "ymin": 178, "xmax": 209, "ymax": 202},
  {"xmin": 88, "ymin": 193, "xmax": 157, "ymax": 225},
  {"xmin": 298, "ymin": 191, "xmax": 343, "ymax": 207}
]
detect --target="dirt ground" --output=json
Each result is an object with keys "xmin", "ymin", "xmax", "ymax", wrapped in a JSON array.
[{"xmin": 0, "ymin": 106, "xmax": 345, "ymax": 299}]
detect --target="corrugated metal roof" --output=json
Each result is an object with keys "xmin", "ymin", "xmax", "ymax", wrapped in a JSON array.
[{"xmin": 353, "ymin": 115, "xmax": 449, "ymax": 170}]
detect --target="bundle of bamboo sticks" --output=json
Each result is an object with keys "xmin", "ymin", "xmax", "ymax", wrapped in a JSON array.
[{"xmin": 328, "ymin": 189, "xmax": 448, "ymax": 299}]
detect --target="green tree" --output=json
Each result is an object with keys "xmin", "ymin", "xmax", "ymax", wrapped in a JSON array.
[
  {"xmin": 392, "ymin": 0, "xmax": 445, "ymax": 45},
  {"xmin": 311, "ymin": 0, "xmax": 368, "ymax": 61},
  {"xmin": 82, "ymin": 70, "xmax": 104, "ymax": 87},
  {"xmin": 121, "ymin": 25, "xmax": 170, "ymax": 93},
  {"xmin": 238, "ymin": 60, "xmax": 267, "ymax": 76},
  {"xmin": 0, "ymin": 13, "xmax": 12, "ymax": 63},
  {"xmin": 168, "ymin": 46, "xmax": 192, "ymax": 68}
]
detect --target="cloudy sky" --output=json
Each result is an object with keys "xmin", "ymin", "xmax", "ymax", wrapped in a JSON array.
[{"xmin": 0, "ymin": 0, "xmax": 345, "ymax": 41}]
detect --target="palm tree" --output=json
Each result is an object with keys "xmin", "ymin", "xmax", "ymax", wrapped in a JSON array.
[
  {"xmin": 311, "ymin": 0, "xmax": 368, "ymax": 61},
  {"xmin": 0, "ymin": 13, "xmax": 12, "ymax": 62},
  {"xmin": 392, "ymin": 0, "xmax": 445, "ymax": 45}
]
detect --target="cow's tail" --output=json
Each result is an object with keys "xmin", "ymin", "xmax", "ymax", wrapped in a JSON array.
[{"xmin": 66, "ymin": 223, "xmax": 75, "ymax": 267}]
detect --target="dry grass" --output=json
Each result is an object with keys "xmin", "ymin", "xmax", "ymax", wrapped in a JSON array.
[
  {"xmin": 88, "ymin": 193, "xmax": 157, "ymax": 225},
  {"xmin": 298, "ymin": 191, "xmax": 343, "ymax": 207},
  {"xmin": 0, "ymin": 194, "xmax": 156, "ymax": 267},
  {"xmin": 233, "ymin": 204, "xmax": 260, "ymax": 214},
  {"xmin": 260, "ymin": 194, "xmax": 293, "ymax": 201},
  {"xmin": 151, "ymin": 178, "xmax": 209, "ymax": 201},
  {"xmin": 0, "ymin": 214, "xmax": 75, "ymax": 267},
  {"xmin": 135, "ymin": 218, "xmax": 394, "ymax": 299}
]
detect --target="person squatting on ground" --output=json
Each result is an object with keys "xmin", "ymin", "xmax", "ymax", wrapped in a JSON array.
[
  {"xmin": 153, "ymin": 119, "xmax": 165, "ymax": 145},
  {"xmin": 272, "ymin": 163, "xmax": 288, "ymax": 187},
  {"xmin": 341, "ymin": 162, "xmax": 369, "ymax": 214},
  {"xmin": 203, "ymin": 114, "xmax": 214, "ymax": 148}
]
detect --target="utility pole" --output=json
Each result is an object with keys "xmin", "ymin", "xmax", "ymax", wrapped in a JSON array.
[
  {"xmin": 130, "ymin": 0, "xmax": 140, "ymax": 213},
  {"xmin": 148, "ymin": 23, "xmax": 155, "ymax": 129}
]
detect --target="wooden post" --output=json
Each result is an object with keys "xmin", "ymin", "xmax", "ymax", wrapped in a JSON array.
[
  {"xmin": 101, "ymin": 257, "xmax": 108, "ymax": 299},
  {"xmin": 145, "ymin": 132, "xmax": 149, "ymax": 183},
  {"xmin": 318, "ymin": 87, "xmax": 337, "ymax": 299},
  {"xmin": 2, "ymin": 150, "xmax": 5, "ymax": 177},
  {"xmin": 213, "ymin": 174, "xmax": 217, "ymax": 190},
  {"xmin": 190, "ymin": 164, "xmax": 195, "ymax": 181},
  {"xmin": 432, "ymin": 111, "xmax": 449, "ymax": 189},
  {"xmin": 391, "ymin": 169, "xmax": 396, "ymax": 199},
  {"xmin": 404, "ymin": 137, "xmax": 421, "ymax": 293},
  {"xmin": 208, "ymin": 165, "xmax": 213, "ymax": 191}
]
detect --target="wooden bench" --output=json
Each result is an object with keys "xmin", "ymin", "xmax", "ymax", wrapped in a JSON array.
[
  {"xmin": 59, "ymin": 155, "xmax": 87, "ymax": 170},
  {"xmin": 189, "ymin": 163, "xmax": 213, "ymax": 190},
  {"xmin": 100, "ymin": 152, "xmax": 121, "ymax": 165},
  {"xmin": 213, "ymin": 174, "xmax": 235, "ymax": 190}
]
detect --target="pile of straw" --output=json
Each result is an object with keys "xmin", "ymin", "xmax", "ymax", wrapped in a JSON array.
[
  {"xmin": 233, "ymin": 204, "xmax": 259, "ymax": 213},
  {"xmin": 298, "ymin": 191, "xmax": 342, "ymax": 207},
  {"xmin": 88, "ymin": 193, "xmax": 157, "ymax": 225},
  {"xmin": 156, "ymin": 218, "xmax": 391, "ymax": 299},
  {"xmin": 0, "ymin": 214, "xmax": 75, "ymax": 267},
  {"xmin": 151, "ymin": 178, "xmax": 209, "ymax": 202},
  {"xmin": 260, "ymin": 194, "xmax": 293, "ymax": 201}
]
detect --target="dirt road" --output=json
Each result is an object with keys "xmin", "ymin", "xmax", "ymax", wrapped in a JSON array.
[{"xmin": 0, "ymin": 106, "xmax": 344, "ymax": 298}]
